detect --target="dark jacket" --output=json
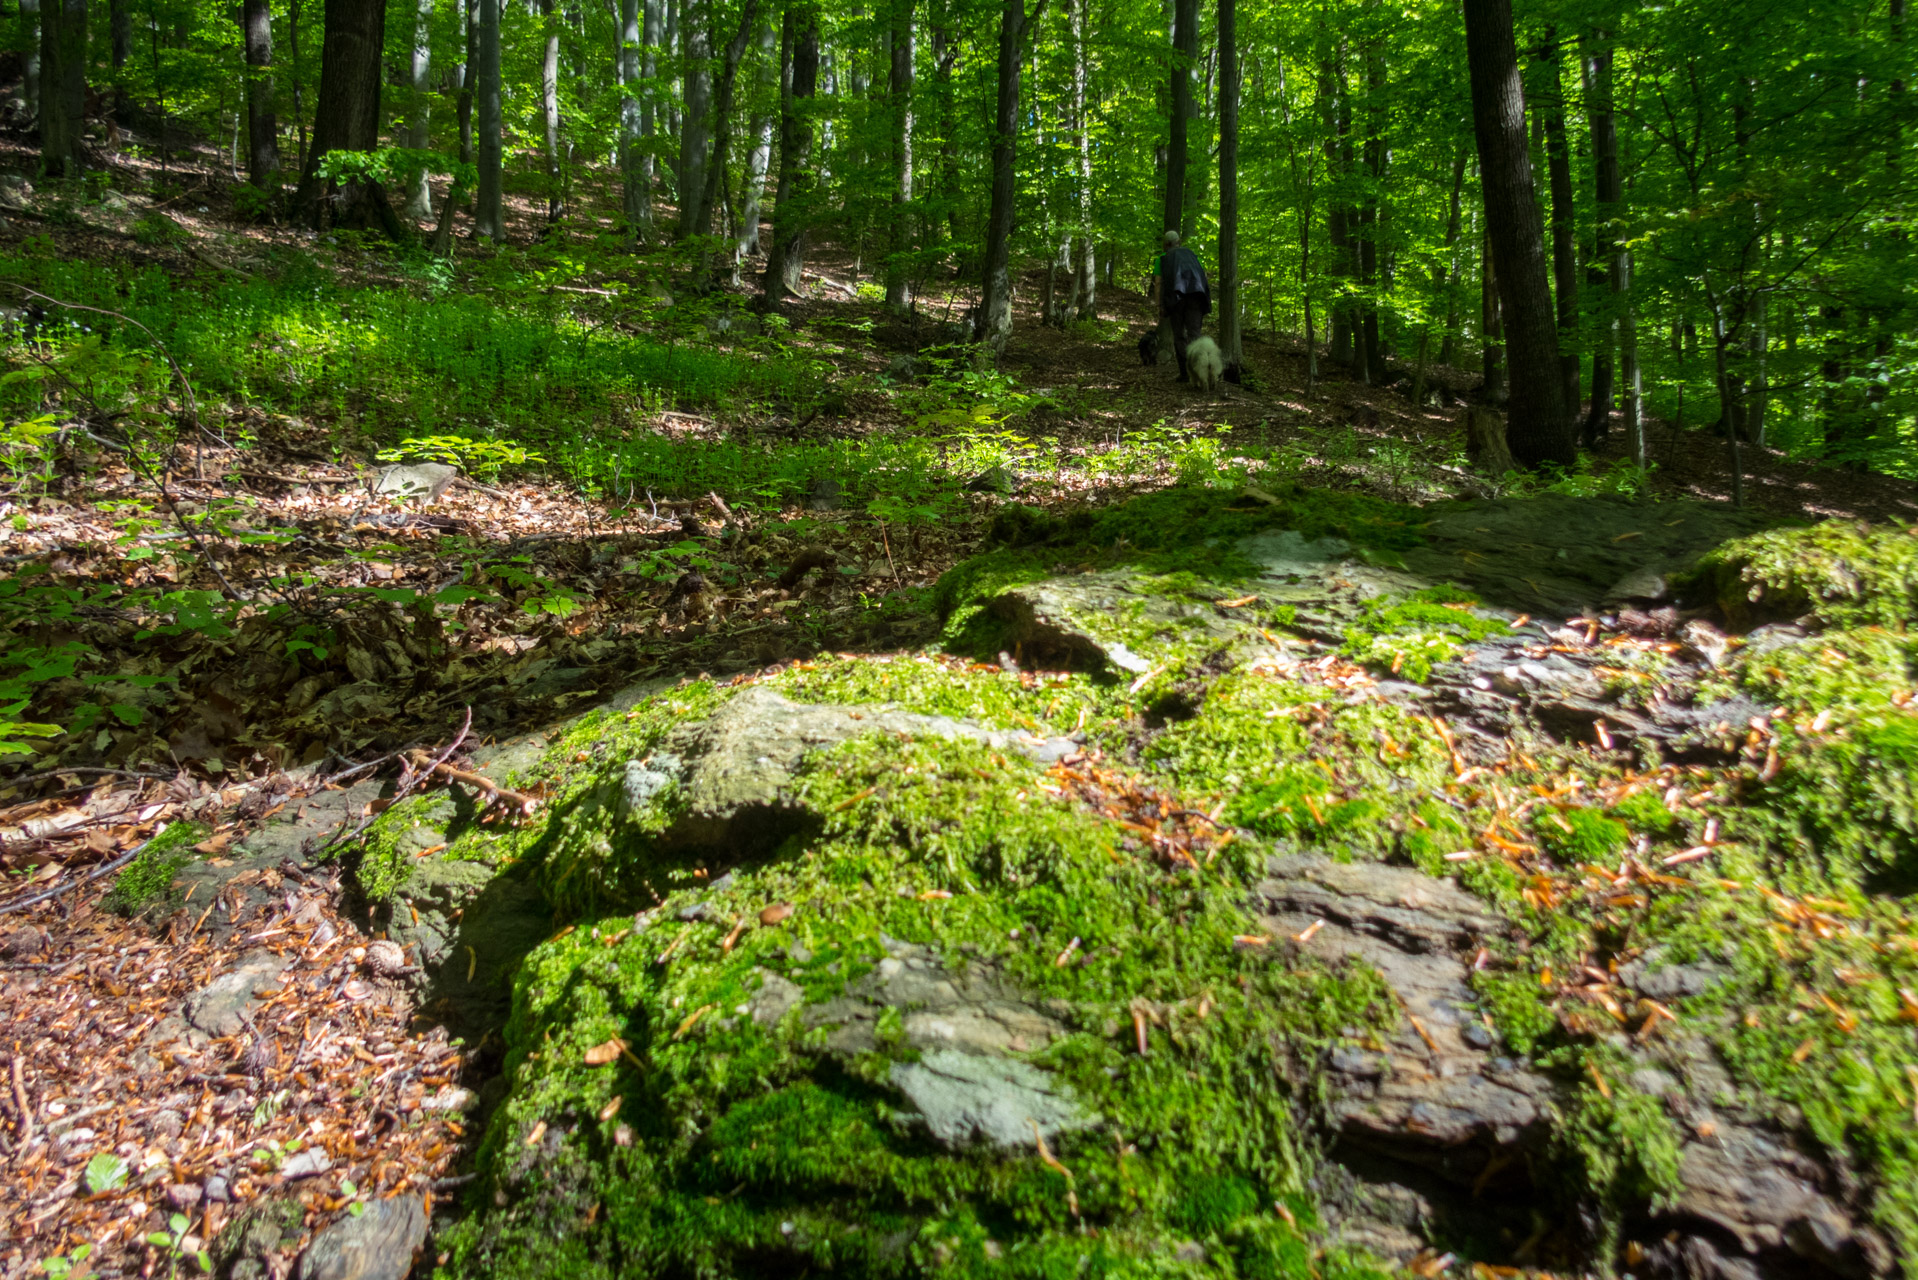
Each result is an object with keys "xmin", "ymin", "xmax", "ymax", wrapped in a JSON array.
[{"xmin": 1159, "ymin": 246, "xmax": 1211, "ymax": 312}]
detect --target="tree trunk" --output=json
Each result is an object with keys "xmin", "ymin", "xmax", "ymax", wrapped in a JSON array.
[
  {"xmin": 540, "ymin": 0, "xmax": 563, "ymax": 223},
  {"xmin": 38, "ymin": 0, "xmax": 85, "ymax": 180},
  {"xmin": 734, "ymin": 17, "xmax": 778, "ymax": 268},
  {"xmin": 677, "ymin": 5, "xmax": 714, "ymax": 237},
  {"xmin": 692, "ymin": 0, "xmax": 763, "ymax": 249},
  {"xmin": 1163, "ymin": 0, "xmax": 1196, "ymax": 236},
  {"xmin": 242, "ymin": 0, "xmax": 280, "ymax": 188},
  {"xmin": 977, "ymin": 0, "xmax": 1028, "ymax": 353},
  {"xmin": 1069, "ymin": 0, "xmax": 1095, "ymax": 319},
  {"xmin": 1318, "ymin": 47, "xmax": 1354, "ymax": 369},
  {"xmin": 476, "ymin": 0, "xmax": 504, "ymax": 240},
  {"xmin": 107, "ymin": 0, "xmax": 127, "ymax": 69},
  {"xmin": 1356, "ymin": 42, "xmax": 1385, "ymax": 384},
  {"xmin": 457, "ymin": 0, "xmax": 476, "ymax": 168},
  {"xmin": 1463, "ymin": 0, "xmax": 1571, "ymax": 467},
  {"xmin": 19, "ymin": 0, "xmax": 40, "ymax": 123},
  {"xmin": 618, "ymin": 0, "xmax": 644, "ymax": 234},
  {"xmin": 397, "ymin": 0, "xmax": 431, "ymax": 218},
  {"xmin": 1481, "ymin": 234, "xmax": 1505, "ymax": 402},
  {"xmin": 762, "ymin": 1, "xmax": 818, "ymax": 297},
  {"xmin": 1415, "ymin": 148, "xmax": 1468, "ymax": 406},
  {"xmin": 1536, "ymin": 30, "xmax": 1580, "ymax": 421},
  {"xmin": 294, "ymin": 0, "xmax": 387, "ymax": 213},
  {"xmin": 885, "ymin": 0, "xmax": 915, "ymax": 310},
  {"xmin": 931, "ymin": 9, "xmax": 961, "ymax": 249},
  {"xmin": 1582, "ymin": 33, "xmax": 1621, "ymax": 447},
  {"xmin": 1216, "ymin": 0, "xmax": 1240, "ymax": 373}
]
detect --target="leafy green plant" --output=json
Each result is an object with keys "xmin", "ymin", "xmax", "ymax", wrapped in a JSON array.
[
  {"xmin": 145, "ymin": 1211, "xmax": 211, "ymax": 1276},
  {"xmin": 39, "ymin": 1243, "xmax": 95, "ymax": 1280},
  {"xmin": 131, "ymin": 211, "xmax": 189, "ymax": 246},
  {"xmin": 377, "ymin": 435, "xmax": 544, "ymax": 480},
  {"xmin": 83, "ymin": 1152, "xmax": 129, "ymax": 1194}
]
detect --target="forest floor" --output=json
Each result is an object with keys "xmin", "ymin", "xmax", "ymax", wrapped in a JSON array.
[{"xmin": 1, "ymin": 131, "xmax": 1917, "ymax": 1280}]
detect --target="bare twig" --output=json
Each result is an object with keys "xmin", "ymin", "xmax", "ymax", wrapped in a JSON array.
[{"xmin": 0, "ymin": 831, "xmax": 156, "ymax": 916}]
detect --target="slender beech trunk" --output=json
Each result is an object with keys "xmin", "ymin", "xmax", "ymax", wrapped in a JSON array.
[
  {"xmin": 763, "ymin": 1, "xmax": 818, "ymax": 297},
  {"xmin": 456, "ymin": 0, "xmax": 475, "ymax": 168},
  {"xmin": 1481, "ymin": 234, "xmax": 1505, "ymax": 401},
  {"xmin": 1582, "ymin": 33, "xmax": 1624, "ymax": 447},
  {"xmin": 932, "ymin": 9, "xmax": 961, "ymax": 248},
  {"xmin": 1164, "ymin": 0, "xmax": 1196, "ymax": 235},
  {"xmin": 540, "ymin": 0, "xmax": 563, "ymax": 223},
  {"xmin": 678, "ymin": 5, "xmax": 714, "ymax": 237},
  {"xmin": 108, "ymin": 0, "xmax": 127, "ymax": 69},
  {"xmin": 242, "ymin": 0, "xmax": 280, "ymax": 188},
  {"xmin": 19, "ymin": 0, "xmax": 39, "ymax": 123},
  {"xmin": 1069, "ymin": 0, "xmax": 1095, "ymax": 318},
  {"xmin": 1319, "ymin": 46, "xmax": 1354, "ymax": 368},
  {"xmin": 692, "ymin": 0, "xmax": 762, "ymax": 251},
  {"xmin": 1537, "ymin": 30, "xmax": 1581, "ymax": 420},
  {"xmin": 1217, "ymin": 0, "xmax": 1241, "ymax": 372},
  {"xmin": 1463, "ymin": 0, "xmax": 1571, "ymax": 467},
  {"xmin": 1357, "ymin": 42, "xmax": 1385, "ymax": 384},
  {"xmin": 1414, "ymin": 149, "xmax": 1468, "ymax": 406},
  {"xmin": 39, "ymin": 0, "xmax": 85, "ymax": 179},
  {"xmin": 400, "ymin": 0, "xmax": 432, "ymax": 217},
  {"xmin": 734, "ymin": 18, "xmax": 777, "ymax": 266},
  {"xmin": 978, "ymin": 0, "xmax": 1030, "ymax": 353},
  {"xmin": 476, "ymin": 0, "xmax": 504, "ymax": 240},
  {"xmin": 885, "ymin": 0, "xmax": 915, "ymax": 310},
  {"xmin": 618, "ymin": 0, "xmax": 644, "ymax": 233}
]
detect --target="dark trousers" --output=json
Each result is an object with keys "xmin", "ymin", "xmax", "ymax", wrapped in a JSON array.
[{"xmin": 1165, "ymin": 293, "xmax": 1207, "ymax": 379}]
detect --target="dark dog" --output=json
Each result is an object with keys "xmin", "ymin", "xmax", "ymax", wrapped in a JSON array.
[{"xmin": 1137, "ymin": 332, "xmax": 1158, "ymax": 366}]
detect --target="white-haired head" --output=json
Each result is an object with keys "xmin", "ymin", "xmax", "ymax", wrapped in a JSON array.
[{"xmin": 1162, "ymin": 230, "xmax": 1180, "ymax": 248}]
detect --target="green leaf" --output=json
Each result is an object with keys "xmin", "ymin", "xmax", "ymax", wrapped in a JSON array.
[{"xmin": 84, "ymin": 1152, "xmax": 129, "ymax": 1193}]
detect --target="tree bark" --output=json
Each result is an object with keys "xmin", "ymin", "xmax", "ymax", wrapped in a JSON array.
[
  {"xmin": 692, "ymin": 0, "xmax": 763, "ymax": 248},
  {"xmin": 107, "ymin": 0, "xmax": 127, "ymax": 69},
  {"xmin": 1581, "ymin": 33, "xmax": 1621, "ymax": 446},
  {"xmin": 1163, "ymin": 0, "xmax": 1196, "ymax": 236},
  {"xmin": 733, "ymin": 17, "xmax": 777, "ymax": 267},
  {"xmin": 884, "ymin": 0, "xmax": 916, "ymax": 311},
  {"xmin": 1069, "ymin": 0, "xmax": 1095, "ymax": 319},
  {"xmin": 38, "ymin": 0, "xmax": 85, "ymax": 180},
  {"xmin": 19, "ymin": 0, "xmax": 40, "ymax": 123},
  {"xmin": 978, "ymin": 0, "xmax": 1029, "ymax": 352},
  {"xmin": 762, "ymin": 1, "xmax": 818, "ymax": 297},
  {"xmin": 1481, "ymin": 233, "xmax": 1505, "ymax": 402},
  {"xmin": 294, "ymin": 0, "xmax": 386, "ymax": 211},
  {"xmin": 476, "ymin": 0, "xmax": 504, "ymax": 240},
  {"xmin": 402, "ymin": 0, "xmax": 432, "ymax": 217},
  {"xmin": 1318, "ymin": 45, "xmax": 1354, "ymax": 369},
  {"xmin": 242, "ymin": 0, "xmax": 280, "ymax": 188},
  {"xmin": 1216, "ymin": 0, "xmax": 1241, "ymax": 372},
  {"xmin": 677, "ymin": 3, "xmax": 714, "ymax": 237},
  {"xmin": 1356, "ymin": 41, "xmax": 1385, "ymax": 384},
  {"xmin": 618, "ymin": 0, "xmax": 644, "ymax": 234},
  {"xmin": 457, "ymin": 0, "xmax": 476, "ymax": 168},
  {"xmin": 1536, "ymin": 30, "xmax": 1581, "ymax": 420},
  {"xmin": 1463, "ymin": 0, "xmax": 1571, "ymax": 468},
  {"xmin": 540, "ymin": 0, "xmax": 563, "ymax": 223}
]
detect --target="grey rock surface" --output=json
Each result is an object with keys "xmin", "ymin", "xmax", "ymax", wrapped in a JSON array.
[
  {"xmin": 373, "ymin": 462, "xmax": 459, "ymax": 504},
  {"xmin": 889, "ymin": 1048, "xmax": 1094, "ymax": 1151},
  {"xmin": 650, "ymin": 686, "xmax": 1079, "ymax": 853},
  {"xmin": 297, "ymin": 1193, "xmax": 428, "ymax": 1280},
  {"xmin": 184, "ymin": 951, "xmax": 289, "ymax": 1037}
]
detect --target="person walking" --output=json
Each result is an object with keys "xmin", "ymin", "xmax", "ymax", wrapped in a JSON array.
[{"xmin": 1157, "ymin": 230, "xmax": 1211, "ymax": 382}]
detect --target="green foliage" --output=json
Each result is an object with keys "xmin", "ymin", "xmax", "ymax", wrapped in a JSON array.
[{"xmin": 377, "ymin": 434, "xmax": 545, "ymax": 480}]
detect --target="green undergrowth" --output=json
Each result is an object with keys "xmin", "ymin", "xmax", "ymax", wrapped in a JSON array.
[
  {"xmin": 0, "ymin": 250, "xmax": 821, "ymax": 445},
  {"xmin": 439, "ymin": 730, "xmax": 1397, "ymax": 1280}
]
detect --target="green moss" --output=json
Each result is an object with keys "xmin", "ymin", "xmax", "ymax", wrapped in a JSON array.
[
  {"xmin": 1535, "ymin": 808, "xmax": 1630, "ymax": 863},
  {"xmin": 1686, "ymin": 520, "xmax": 1918, "ymax": 629},
  {"xmin": 1608, "ymin": 789, "xmax": 1678, "ymax": 837},
  {"xmin": 442, "ymin": 731, "xmax": 1398, "ymax": 1280},
  {"xmin": 1340, "ymin": 585, "xmax": 1509, "ymax": 683},
  {"xmin": 103, "ymin": 820, "xmax": 205, "ymax": 914}
]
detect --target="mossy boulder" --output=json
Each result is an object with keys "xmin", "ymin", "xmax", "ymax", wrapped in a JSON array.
[{"xmin": 438, "ymin": 680, "xmax": 1397, "ymax": 1279}]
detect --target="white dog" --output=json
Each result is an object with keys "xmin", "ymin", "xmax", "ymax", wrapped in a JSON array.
[{"xmin": 1185, "ymin": 336, "xmax": 1223, "ymax": 392}]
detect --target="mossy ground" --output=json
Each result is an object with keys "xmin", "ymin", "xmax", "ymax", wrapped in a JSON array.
[{"xmin": 355, "ymin": 498, "xmax": 1918, "ymax": 1279}]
